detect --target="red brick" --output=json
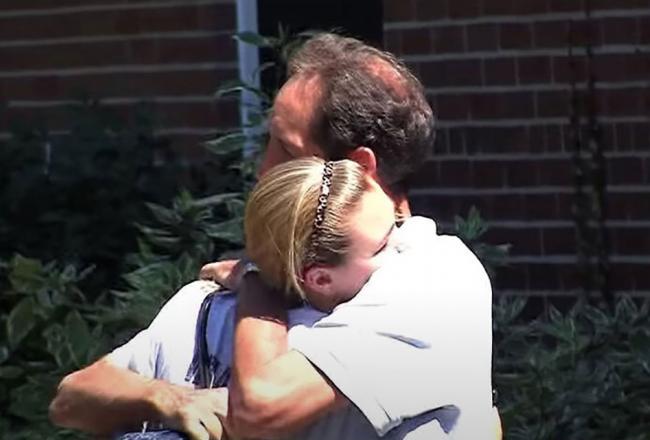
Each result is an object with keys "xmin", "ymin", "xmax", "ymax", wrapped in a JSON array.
[
  {"xmin": 602, "ymin": 89, "xmax": 643, "ymax": 116},
  {"xmin": 485, "ymin": 227, "xmax": 542, "ymax": 255},
  {"xmin": 527, "ymin": 263, "xmax": 561, "ymax": 290},
  {"xmin": 158, "ymin": 35, "xmax": 236, "ymax": 63},
  {"xmin": 494, "ymin": 265, "xmax": 527, "ymax": 290},
  {"xmin": 534, "ymin": 20, "xmax": 569, "ymax": 48},
  {"xmin": 615, "ymin": 123, "xmax": 636, "ymax": 151},
  {"xmin": 609, "ymin": 264, "xmax": 637, "ymax": 291},
  {"xmin": 465, "ymin": 126, "xmax": 529, "ymax": 153},
  {"xmin": 483, "ymin": 58, "xmax": 516, "ymax": 85},
  {"xmin": 601, "ymin": 123, "xmax": 617, "ymax": 151},
  {"xmin": 469, "ymin": 91, "xmax": 535, "ymax": 119},
  {"xmin": 410, "ymin": 160, "xmax": 440, "ymax": 188},
  {"xmin": 499, "ymin": 23, "xmax": 533, "ymax": 49},
  {"xmin": 431, "ymin": 25, "xmax": 465, "ymax": 53},
  {"xmin": 612, "ymin": 228, "xmax": 650, "ymax": 254},
  {"xmin": 0, "ymin": 0, "xmax": 107, "ymax": 9},
  {"xmin": 0, "ymin": 35, "xmax": 233, "ymax": 71},
  {"xmin": 527, "ymin": 126, "xmax": 547, "ymax": 152},
  {"xmin": 435, "ymin": 94, "xmax": 471, "ymax": 120},
  {"xmin": 632, "ymin": 123, "xmax": 650, "ymax": 150},
  {"xmin": 466, "ymin": 24, "xmax": 498, "ymax": 51},
  {"xmin": 537, "ymin": 90, "xmax": 570, "ymax": 118},
  {"xmin": 2, "ymin": 100, "xmax": 239, "ymax": 133},
  {"xmin": 438, "ymin": 159, "xmax": 473, "ymax": 187},
  {"xmin": 552, "ymin": 55, "xmax": 587, "ymax": 83},
  {"xmin": 504, "ymin": 161, "xmax": 539, "ymax": 187},
  {"xmin": 511, "ymin": 0, "xmax": 548, "ymax": 14},
  {"xmin": 538, "ymin": 159, "xmax": 573, "ymax": 186},
  {"xmin": 640, "ymin": 16, "xmax": 650, "ymax": 43},
  {"xmin": 482, "ymin": 0, "xmax": 515, "ymax": 15},
  {"xmin": 383, "ymin": 30, "xmax": 403, "ymax": 54},
  {"xmin": 524, "ymin": 194, "xmax": 561, "ymax": 220},
  {"xmin": 401, "ymin": 28, "xmax": 432, "ymax": 55},
  {"xmin": 546, "ymin": 125, "xmax": 564, "ymax": 152},
  {"xmin": 415, "ymin": 0, "xmax": 448, "ymax": 19},
  {"xmin": 600, "ymin": 17, "xmax": 640, "ymax": 45},
  {"xmin": 607, "ymin": 191, "xmax": 650, "ymax": 220},
  {"xmin": 542, "ymin": 228, "xmax": 577, "ymax": 255},
  {"xmin": 383, "ymin": 0, "xmax": 416, "ymax": 22},
  {"xmin": 0, "ymin": 4, "xmax": 229, "ymax": 40},
  {"xmin": 549, "ymin": 0, "xmax": 585, "ymax": 12},
  {"xmin": 0, "ymin": 68, "xmax": 236, "ymax": 101},
  {"xmin": 420, "ymin": 59, "xmax": 482, "ymax": 87},
  {"xmin": 473, "ymin": 160, "xmax": 505, "ymax": 187},
  {"xmin": 555, "ymin": 193, "xmax": 573, "ymax": 220},
  {"xmin": 447, "ymin": 128, "xmax": 466, "ymax": 154},
  {"xmin": 591, "ymin": 0, "xmax": 650, "ymax": 11},
  {"xmin": 517, "ymin": 56, "xmax": 552, "ymax": 84},
  {"xmin": 448, "ymin": 0, "xmax": 481, "ymax": 18},
  {"xmin": 568, "ymin": 19, "xmax": 602, "ymax": 48},
  {"xmin": 608, "ymin": 156, "xmax": 644, "ymax": 185}
]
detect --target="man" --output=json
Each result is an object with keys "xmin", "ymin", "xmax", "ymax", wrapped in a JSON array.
[{"xmin": 50, "ymin": 33, "xmax": 499, "ymax": 439}]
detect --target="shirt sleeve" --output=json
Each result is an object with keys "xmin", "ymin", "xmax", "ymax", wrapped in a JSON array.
[
  {"xmin": 106, "ymin": 280, "xmax": 220, "ymax": 380},
  {"xmin": 289, "ymin": 237, "xmax": 494, "ymax": 436}
]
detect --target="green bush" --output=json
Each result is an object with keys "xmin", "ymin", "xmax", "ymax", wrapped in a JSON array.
[{"xmin": 494, "ymin": 296, "xmax": 650, "ymax": 440}]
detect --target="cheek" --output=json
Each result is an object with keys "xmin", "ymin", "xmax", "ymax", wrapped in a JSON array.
[{"xmin": 345, "ymin": 258, "xmax": 378, "ymax": 292}]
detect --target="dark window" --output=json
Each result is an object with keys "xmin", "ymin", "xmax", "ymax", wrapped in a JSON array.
[{"xmin": 257, "ymin": 0, "xmax": 383, "ymax": 90}]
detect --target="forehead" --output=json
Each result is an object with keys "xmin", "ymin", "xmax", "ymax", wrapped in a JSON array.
[{"xmin": 271, "ymin": 76, "xmax": 322, "ymax": 144}]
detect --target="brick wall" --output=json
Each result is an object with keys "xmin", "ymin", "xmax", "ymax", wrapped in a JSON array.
[
  {"xmin": 384, "ymin": 0, "xmax": 650, "ymax": 296},
  {"xmin": 0, "ymin": 0, "xmax": 238, "ymax": 152}
]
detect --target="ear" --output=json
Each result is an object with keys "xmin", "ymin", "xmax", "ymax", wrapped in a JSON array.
[
  {"xmin": 303, "ymin": 265, "xmax": 334, "ymax": 297},
  {"xmin": 348, "ymin": 147, "xmax": 378, "ymax": 179}
]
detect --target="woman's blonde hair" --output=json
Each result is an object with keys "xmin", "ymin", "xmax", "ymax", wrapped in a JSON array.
[{"xmin": 244, "ymin": 157, "xmax": 368, "ymax": 303}]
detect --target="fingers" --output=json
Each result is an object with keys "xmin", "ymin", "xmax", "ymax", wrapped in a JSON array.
[
  {"xmin": 201, "ymin": 411, "xmax": 224, "ymax": 440},
  {"xmin": 184, "ymin": 418, "xmax": 210, "ymax": 440},
  {"xmin": 199, "ymin": 262, "xmax": 222, "ymax": 281},
  {"xmin": 199, "ymin": 260, "xmax": 242, "ymax": 290}
]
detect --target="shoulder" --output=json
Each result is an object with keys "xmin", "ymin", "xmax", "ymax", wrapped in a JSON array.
[{"xmin": 152, "ymin": 280, "xmax": 221, "ymax": 327}]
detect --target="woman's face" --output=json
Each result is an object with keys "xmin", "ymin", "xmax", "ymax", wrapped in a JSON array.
[{"xmin": 304, "ymin": 179, "xmax": 398, "ymax": 311}]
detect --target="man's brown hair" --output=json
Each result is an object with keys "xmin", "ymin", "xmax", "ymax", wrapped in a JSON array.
[{"xmin": 287, "ymin": 33, "xmax": 435, "ymax": 197}]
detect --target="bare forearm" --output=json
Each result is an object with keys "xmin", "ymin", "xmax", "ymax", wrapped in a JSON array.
[
  {"xmin": 227, "ymin": 274, "xmax": 346, "ymax": 438},
  {"xmin": 49, "ymin": 358, "xmax": 164, "ymax": 435}
]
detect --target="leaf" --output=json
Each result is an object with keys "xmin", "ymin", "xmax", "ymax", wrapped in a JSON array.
[
  {"xmin": 192, "ymin": 192, "xmax": 241, "ymax": 208},
  {"xmin": 214, "ymin": 79, "xmax": 271, "ymax": 103},
  {"xmin": 204, "ymin": 132, "xmax": 247, "ymax": 156},
  {"xmin": 65, "ymin": 311, "xmax": 92, "ymax": 366},
  {"xmin": 233, "ymin": 31, "xmax": 278, "ymax": 48},
  {"xmin": 0, "ymin": 346, "xmax": 9, "ymax": 364},
  {"xmin": 6, "ymin": 298, "xmax": 36, "ymax": 348},
  {"xmin": 204, "ymin": 218, "xmax": 244, "ymax": 244},
  {"xmin": 145, "ymin": 202, "xmax": 181, "ymax": 226},
  {"xmin": 0, "ymin": 365, "xmax": 24, "ymax": 379},
  {"xmin": 8, "ymin": 254, "xmax": 44, "ymax": 294}
]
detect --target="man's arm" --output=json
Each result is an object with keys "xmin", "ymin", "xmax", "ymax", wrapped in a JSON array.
[
  {"xmin": 226, "ymin": 273, "xmax": 347, "ymax": 439},
  {"xmin": 50, "ymin": 358, "xmax": 228, "ymax": 439}
]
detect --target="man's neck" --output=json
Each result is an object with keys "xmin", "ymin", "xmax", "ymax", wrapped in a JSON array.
[{"xmin": 394, "ymin": 196, "xmax": 411, "ymax": 219}]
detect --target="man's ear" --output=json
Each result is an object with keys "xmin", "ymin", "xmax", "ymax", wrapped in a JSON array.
[{"xmin": 348, "ymin": 147, "xmax": 378, "ymax": 179}]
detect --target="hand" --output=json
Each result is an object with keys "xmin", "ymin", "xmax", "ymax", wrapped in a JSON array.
[
  {"xmin": 199, "ymin": 260, "xmax": 242, "ymax": 290},
  {"xmin": 151, "ymin": 383, "xmax": 229, "ymax": 440}
]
